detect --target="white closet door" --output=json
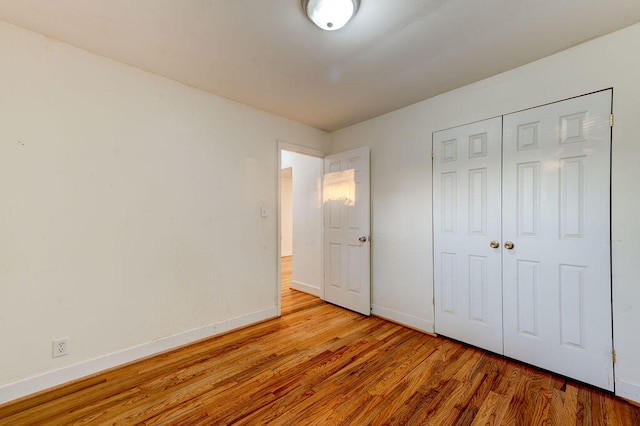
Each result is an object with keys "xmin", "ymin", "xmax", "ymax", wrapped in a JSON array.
[
  {"xmin": 502, "ymin": 90, "xmax": 613, "ymax": 390},
  {"xmin": 433, "ymin": 117, "xmax": 503, "ymax": 354}
]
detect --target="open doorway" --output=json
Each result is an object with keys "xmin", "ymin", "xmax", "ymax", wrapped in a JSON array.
[
  {"xmin": 278, "ymin": 143, "xmax": 325, "ymax": 316},
  {"xmin": 277, "ymin": 143, "xmax": 371, "ymax": 317}
]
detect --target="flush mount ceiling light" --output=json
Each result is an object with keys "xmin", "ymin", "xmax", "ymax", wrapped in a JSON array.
[{"xmin": 302, "ymin": 0, "xmax": 360, "ymax": 31}]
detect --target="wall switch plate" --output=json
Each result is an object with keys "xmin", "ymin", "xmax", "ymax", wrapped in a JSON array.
[
  {"xmin": 261, "ymin": 206, "xmax": 268, "ymax": 217},
  {"xmin": 53, "ymin": 337, "xmax": 69, "ymax": 358}
]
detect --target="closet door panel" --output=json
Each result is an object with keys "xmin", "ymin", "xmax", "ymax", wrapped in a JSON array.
[
  {"xmin": 502, "ymin": 90, "xmax": 613, "ymax": 391},
  {"xmin": 433, "ymin": 117, "xmax": 503, "ymax": 354}
]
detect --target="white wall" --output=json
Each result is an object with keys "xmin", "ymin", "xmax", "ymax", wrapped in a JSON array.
[
  {"xmin": 0, "ymin": 21, "xmax": 329, "ymax": 403},
  {"xmin": 281, "ymin": 151, "xmax": 324, "ymax": 297},
  {"xmin": 331, "ymin": 22, "xmax": 640, "ymax": 403},
  {"xmin": 280, "ymin": 171, "xmax": 293, "ymax": 256}
]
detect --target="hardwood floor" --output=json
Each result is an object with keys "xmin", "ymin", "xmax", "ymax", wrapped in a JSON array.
[{"xmin": 1, "ymin": 255, "xmax": 639, "ymax": 425}]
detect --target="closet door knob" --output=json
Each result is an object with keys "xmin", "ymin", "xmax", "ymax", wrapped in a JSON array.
[
  {"xmin": 504, "ymin": 241, "xmax": 515, "ymax": 250},
  {"xmin": 490, "ymin": 240, "xmax": 500, "ymax": 249}
]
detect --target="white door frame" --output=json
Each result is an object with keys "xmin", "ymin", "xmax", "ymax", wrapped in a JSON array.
[{"xmin": 277, "ymin": 141, "xmax": 326, "ymax": 317}]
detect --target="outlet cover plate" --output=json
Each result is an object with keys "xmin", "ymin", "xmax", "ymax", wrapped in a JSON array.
[{"xmin": 52, "ymin": 337, "xmax": 69, "ymax": 358}]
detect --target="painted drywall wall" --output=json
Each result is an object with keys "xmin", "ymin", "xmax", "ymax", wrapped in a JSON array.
[
  {"xmin": 331, "ymin": 22, "xmax": 640, "ymax": 402},
  {"xmin": 280, "ymin": 171, "xmax": 293, "ymax": 256},
  {"xmin": 0, "ymin": 21, "xmax": 329, "ymax": 402},
  {"xmin": 281, "ymin": 151, "xmax": 324, "ymax": 297}
]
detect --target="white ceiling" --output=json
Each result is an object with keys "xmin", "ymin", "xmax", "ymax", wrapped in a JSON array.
[{"xmin": 1, "ymin": 0, "xmax": 640, "ymax": 131}]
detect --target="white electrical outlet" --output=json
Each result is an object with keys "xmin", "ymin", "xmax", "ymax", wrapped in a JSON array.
[{"xmin": 52, "ymin": 337, "xmax": 69, "ymax": 358}]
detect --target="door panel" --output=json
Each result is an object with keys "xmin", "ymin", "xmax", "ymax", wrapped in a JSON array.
[
  {"xmin": 433, "ymin": 117, "xmax": 503, "ymax": 354},
  {"xmin": 502, "ymin": 90, "xmax": 613, "ymax": 391},
  {"xmin": 324, "ymin": 147, "xmax": 371, "ymax": 316}
]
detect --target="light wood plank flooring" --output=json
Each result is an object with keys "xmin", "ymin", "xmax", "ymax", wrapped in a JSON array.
[{"xmin": 1, "ymin": 255, "xmax": 639, "ymax": 424}]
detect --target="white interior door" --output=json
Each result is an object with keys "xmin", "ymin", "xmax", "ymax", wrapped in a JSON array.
[
  {"xmin": 502, "ymin": 90, "xmax": 613, "ymax": 390},
  {"xmin": 324, "ymin": 147, "xmax": 371, "ymax": 316},
  {"xmin": 433, "ymin": 117, "xmax": 504, "ymax": 354}
]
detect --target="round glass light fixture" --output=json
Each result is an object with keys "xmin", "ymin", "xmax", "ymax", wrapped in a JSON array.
[{"xmin": 302, "ymin": 0, "xmax": 360, "ymax": 31}]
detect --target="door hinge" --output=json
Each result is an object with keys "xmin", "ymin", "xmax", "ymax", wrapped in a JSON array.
[
  {"xmin": 612, "ymin": 349, "xmax": 617, "ymax": 363},
  {"xmin": 432, "ymin": 297, "xmax": 435, "ymax": 306},
  {"xmin": 431, "ymin": 148, "xmax": 434, "ymax": 159},
  {"xmin": 610, "ymin": 114, "xmax": 614, "ymax": 127}
]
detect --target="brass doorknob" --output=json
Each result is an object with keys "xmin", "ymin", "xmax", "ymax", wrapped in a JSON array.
[
  {"xmin": 504, "ymin": 241, "xmax": 515, "ymax": 250},
  {"xmin": 490, "ymin": 240, "xmax": 500, "ymax": 249},
  {"xmin": 359, "ymin": 236, "xmax": 367, "ymax": 243}
]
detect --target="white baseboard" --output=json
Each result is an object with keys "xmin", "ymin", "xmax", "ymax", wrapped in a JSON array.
[
  {"xmin": 0, "ymin": 306, "xmax": 278, "ymax": 405},
  {"xmin": 291, "ymin": 280, "xmax": 321, "ymax": 297},
  {"xmin": 281, "ymin": 250, "xmax": 292, "ymax": 257},
  {"xmin": 616, "ymin": 378, "xmax": 640, "ymax": 404},
  {"xmin": 372, "ymin": 304, "xmax": 435, "ymax": 334}
]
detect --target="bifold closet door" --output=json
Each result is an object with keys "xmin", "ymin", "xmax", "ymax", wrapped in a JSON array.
[
  {"xmin": 433, "ymin": 117, "xmax": 503, "ymax": 354},
  {"xmin": 502, "ymin": 90, "xmax": 613, "ymax": 391}
]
